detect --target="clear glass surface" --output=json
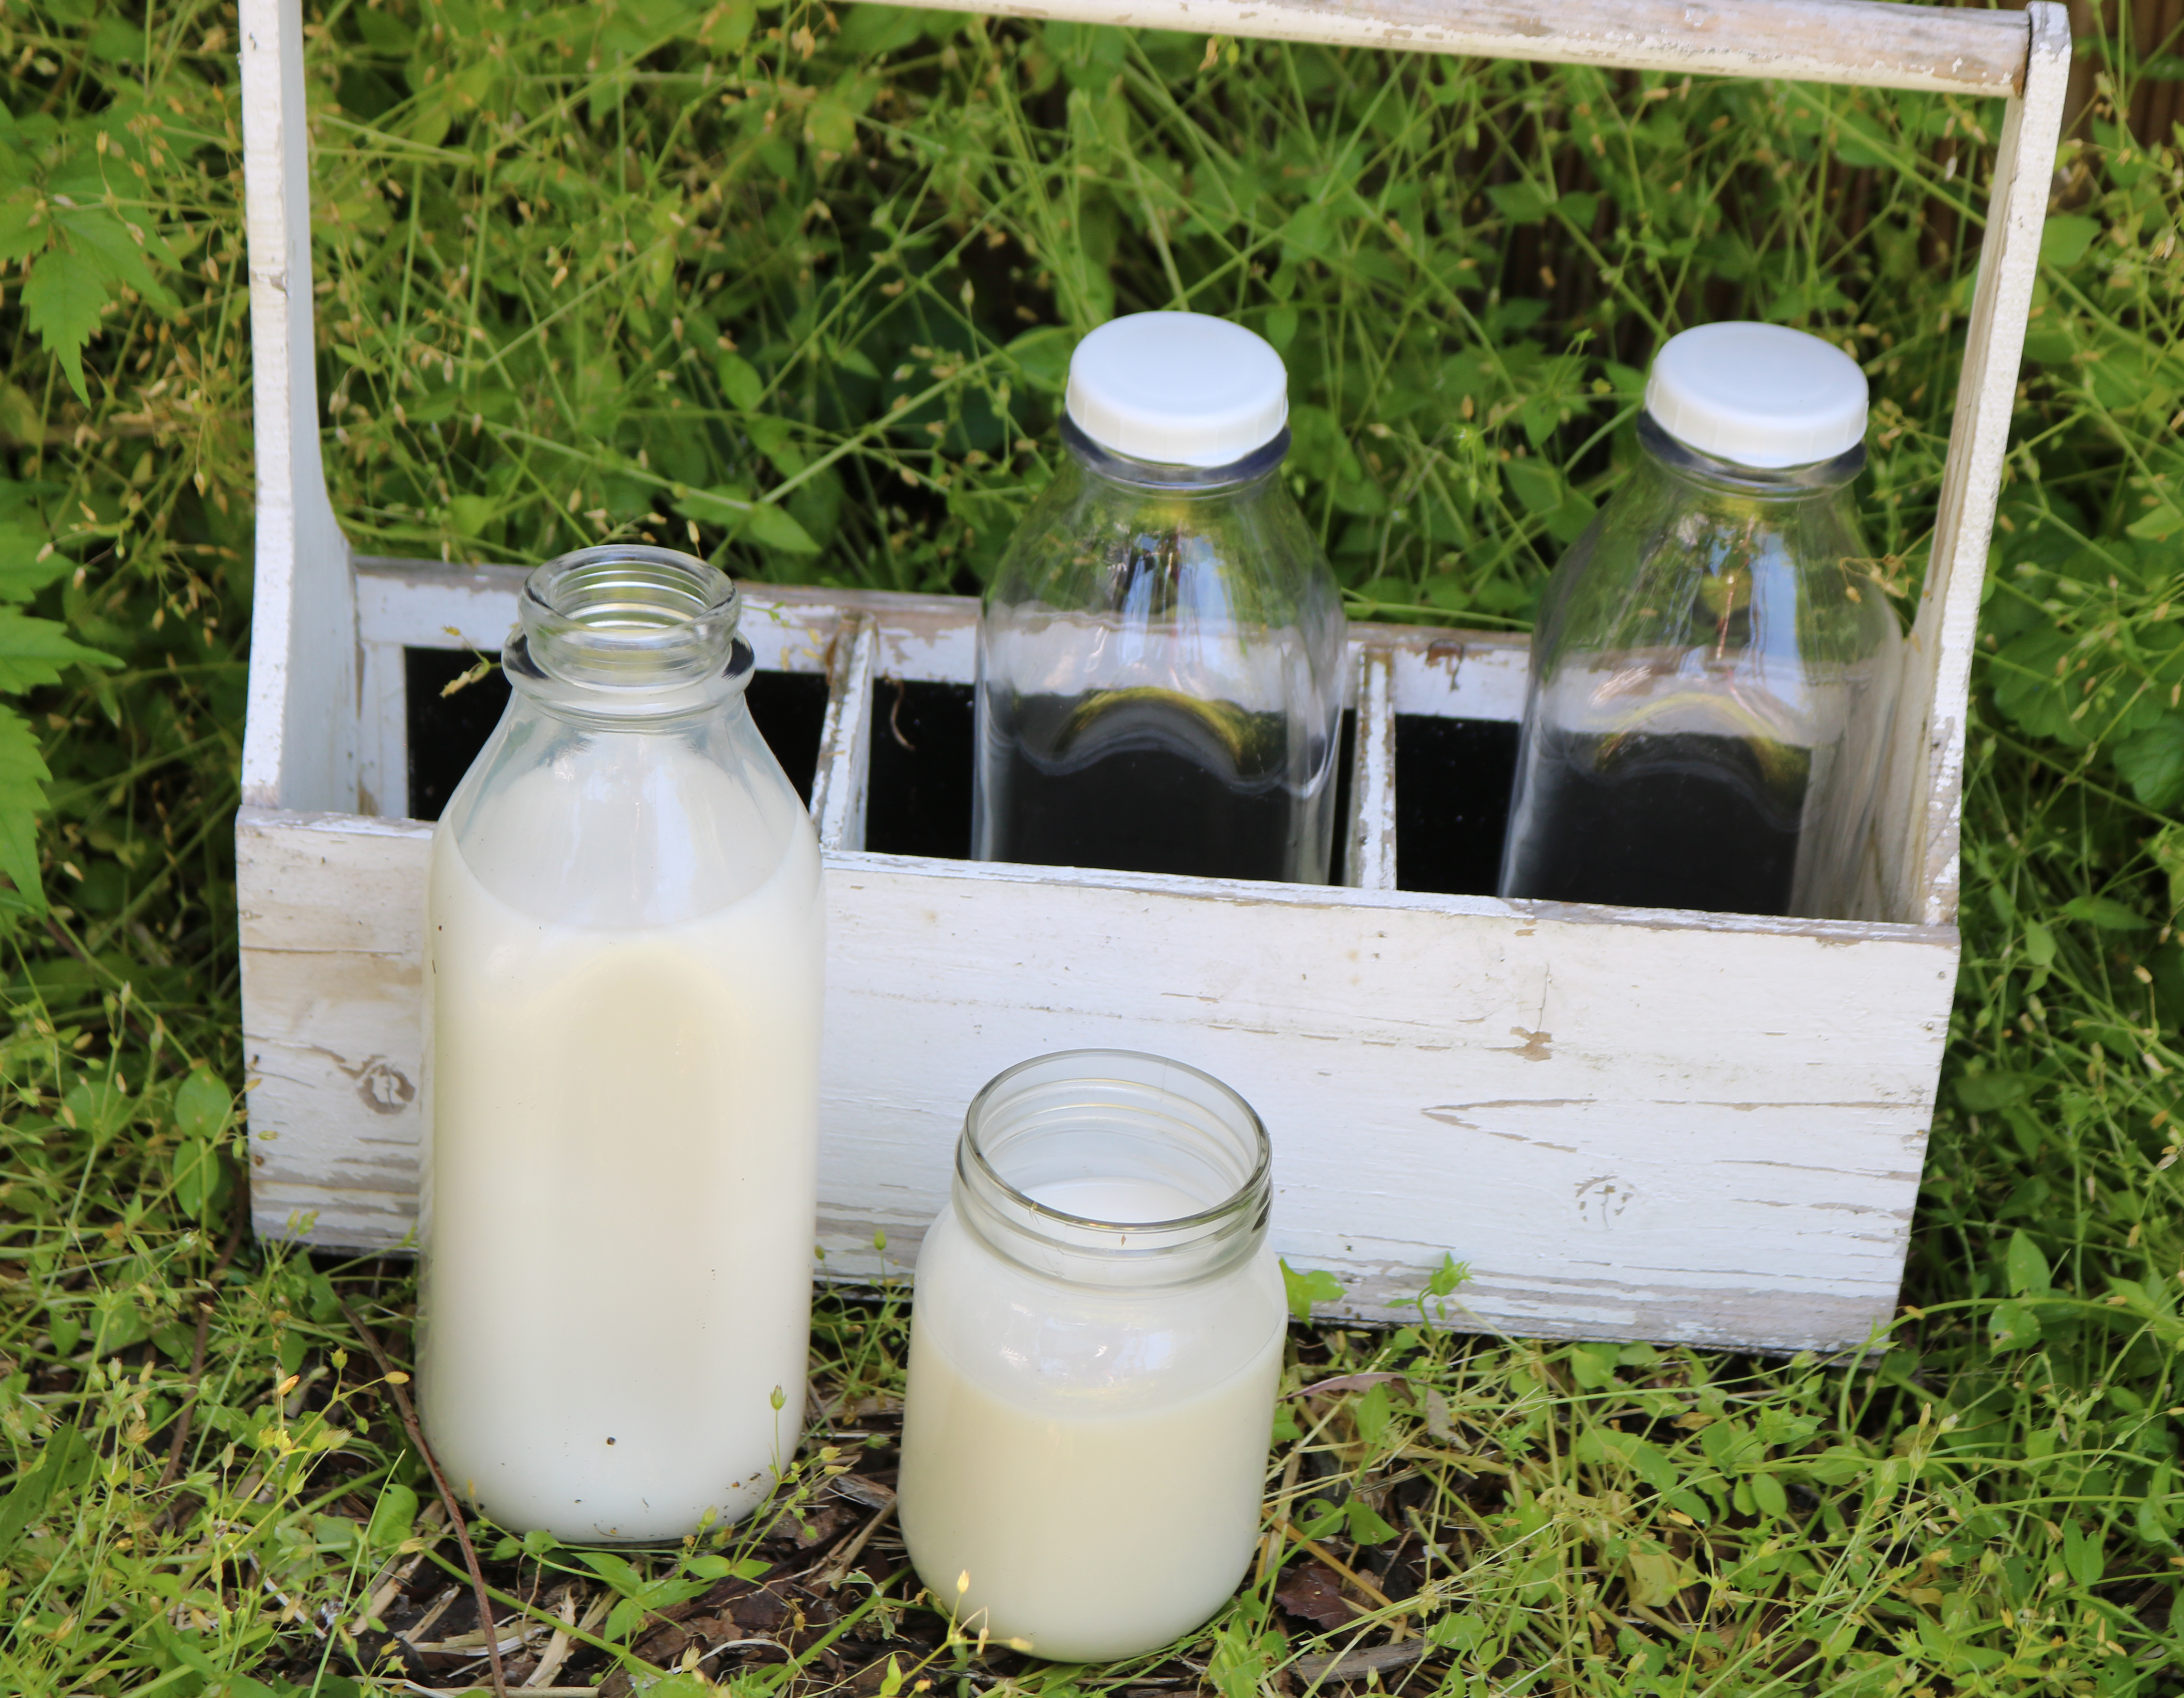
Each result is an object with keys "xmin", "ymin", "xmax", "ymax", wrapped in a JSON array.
[
  {"xmin": 897, "ymin": 1050, "xmax": 1286, "ymax": 1661},
  {"xmin": 973, "ymin": 422, "xmax": 1347, "ymax": 884},
  {"xmin": 419, "ymin": 546, "xmax": 824, "ymax": 1542},
  {"xmin": 1499, "ymin": 419, "xmax": 1904, "ymax": 919}
]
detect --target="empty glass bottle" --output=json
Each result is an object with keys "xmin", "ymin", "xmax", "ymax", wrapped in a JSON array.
[
  {"xmin": 1499, "ymin": 323, "xmax": 1903, "ymax": 919},
  {"xmin": 973, "ymin": 312, "xmax": 1347, "ymax": 884}
]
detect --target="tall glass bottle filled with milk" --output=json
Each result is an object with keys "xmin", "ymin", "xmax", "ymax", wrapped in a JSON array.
[
  {"xmin": 420, "ymin": 545, "xmax": 824, "ymax": 1542},
  {"xmin": 1499, "ymin": 323, "xmax": 1903, "ymax": 919},
  {"xmin": 897, "ymin": 1050, "xmax": 1286, "ymax": 1661},
  {"xmin": 975, "ymin": 312, "xmax": 1346, "ymax": 883}
]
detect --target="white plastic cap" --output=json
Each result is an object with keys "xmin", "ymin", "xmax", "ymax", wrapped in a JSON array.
[
  {"xmin": 1644, "ymin": 322, "xmax": 1868, "ymax": 470},
  {"xmin": 1065, "ymin": 312, "xmax": 1289, "ymax": 468}
]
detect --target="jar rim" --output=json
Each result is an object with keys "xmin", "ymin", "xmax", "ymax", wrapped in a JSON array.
[
  {"xmin": 513, "ymin": 544, "xmax": 746, "ymax": 711},
  {"xmin": 955, "ymin": 1049, "xmax": 1272, "ymax": 1286}
]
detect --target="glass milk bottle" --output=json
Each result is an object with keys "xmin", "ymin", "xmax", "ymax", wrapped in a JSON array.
[
  {"xmin": 420, "ymin": 545, "xmax": 824, "ymax": 1542},
  {"xmin": 897, "ymin": 1050, "xmax": 1286, "ymax": 1661},
  {"xmin": 1499, "ymin": 322, "xmax": 1903, "ymax": 919},
  {"xmin": 974, "ymin": 312, "xmax": 1346, "ymax": 883}
]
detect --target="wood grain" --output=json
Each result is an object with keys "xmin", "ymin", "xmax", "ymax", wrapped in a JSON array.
[
  {"xmin": 1882, "ymin": 4, "xmax": 2072, "ymax": 929},
  {"xmin": 242, "ymin": 806, "xmax": 1953, "ymax": 1350},
  {"xmin": 238, "ymin": 0, "xmax": 358, "ymax": 813},
  {"xmin": 1345, "ymin": 647, "xmax": 1398, "ymax": 891},
  {"xmin": 863, "ymin": 0, "xmax": 2030, "ymax": 93}
]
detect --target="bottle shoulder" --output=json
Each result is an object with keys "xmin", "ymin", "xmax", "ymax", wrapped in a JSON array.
[{"xmin": 436, "ymin": 698, "xmax": 817, "ymax": 929}]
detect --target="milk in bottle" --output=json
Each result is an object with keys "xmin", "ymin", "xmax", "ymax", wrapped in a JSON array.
[{"xmin": 420, "ymin": 546, "xmax": 824, "ymax": 1542}]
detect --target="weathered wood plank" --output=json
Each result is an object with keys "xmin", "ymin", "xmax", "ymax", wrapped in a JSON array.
[
  {"xmin": 238, "ymin": 0, "xmax": 357, "ymax": 813},
  {"xmin": 1875, "ymin": 5, "xmax": 2070, "ymax": 929},
  {"xmin": 811, "ymin": 616, "xmax": 880, "ymax": 853},
  {"xmin": 240, "ymin": 806, "xmax": 1954, "ymax": 1351},
  {"xmin": 355, "ymin": 559, "xmax": 1533, "ymax": 720},
  {"xmin": 354, "ymin": 642, "xmax": 408, "ymax": 821},
  {"xmin": 1345, "ymin": 648, "xmax": 1398, "ymax": 891},
  {"xmin": 857, "ymin": 0, "xmax": 2030, "ymax": 94},
  {"xmin": 238, "ymin": 808, "xmax": 431, "ymax": 1246}
]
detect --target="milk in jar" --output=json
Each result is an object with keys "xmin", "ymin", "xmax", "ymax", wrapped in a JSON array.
[
  {"xmin": 420, "ymin": 546, "xmax": 824, "ymax": 1542},
  {"xmin": 897, "ymin": 1052, "xmax": 1286, "ymax": 1662}
]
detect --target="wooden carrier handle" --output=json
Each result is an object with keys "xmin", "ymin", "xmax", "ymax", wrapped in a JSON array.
[{"xmin": 862, "ymin": 0, "xmax": 2035, "ymax": 94}]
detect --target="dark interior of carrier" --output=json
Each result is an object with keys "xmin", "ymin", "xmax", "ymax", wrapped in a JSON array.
[{"xmin": 403, "ymin": 650, "xmax": 1516, "ymax": 897}]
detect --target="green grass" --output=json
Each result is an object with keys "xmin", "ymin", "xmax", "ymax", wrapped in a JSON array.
[{"xmin": 3, "ymin": 0, "xmax": 2183, "ymax": 1691}]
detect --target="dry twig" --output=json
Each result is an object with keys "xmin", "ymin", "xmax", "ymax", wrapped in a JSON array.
[{"xmin": 341, "ymin": 1298, "xmax": 511, "ymax": 1698}]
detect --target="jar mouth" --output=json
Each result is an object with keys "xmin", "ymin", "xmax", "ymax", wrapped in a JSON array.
[
  {"xmin": 515, "ymin": 545, "xmax": 743, "ymax": 701},
  {"xmin": 1061, "ymin": 415, "xmax": 1290, "ymax": 492},
  {"xmin": 955, "ymin": 1049, "xmax": 1272, "ymax": 1286},
  {"xmin": 1639, "ymin": 413, "xmax": 1865, "ymax": 493}
]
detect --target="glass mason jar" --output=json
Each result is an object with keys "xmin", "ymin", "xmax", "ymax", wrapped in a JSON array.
[
  {"xmin": 897, "ymin": 1050, "xmax": 1286, "ymax": 1662},
  {"xmin": 420, "ymin": 545, "xmax": 824, "ymax": 1542},
  {"xmin": 1499, "ymin": 323, "xmax": 1903, "ymax": 919},
  {"xmin": 974, "ymin": 312, "xmax": 1347, "ymax": 884}
]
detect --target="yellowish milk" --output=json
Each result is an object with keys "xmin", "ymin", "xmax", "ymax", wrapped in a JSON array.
[{"xmin": 898, "ymin": 1178, "xmax": 1285, "ymax": 1661}]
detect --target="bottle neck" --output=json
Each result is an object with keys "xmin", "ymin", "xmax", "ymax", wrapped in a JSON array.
[
  {"xmin": 952, "ymin": 1049, "xmax": 1272, "ymax": 1292},
  {"xmin": 508, "ymin": 545, "xmax": 752, "ymax": 724},
  {"xmin": 1062, "ymin": 414, "xmax": 1292, "ymax": 495},
  {"xmin": 1637, "ymin": 413, "xmax": 1865, "ymax": 499}
]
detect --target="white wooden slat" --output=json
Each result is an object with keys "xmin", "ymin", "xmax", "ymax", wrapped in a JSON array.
[
  {"xmin": 863, "ymin": 0, "xmax": 2030, "ymax": 94},
  {"xmin": 1386, "ymin": 632, "xmax": 1529, "ymax": 724},
  {"xmin": 238, "ymin": 0, "xmax": 357, "ymax": 813},
  {"xmin": 355, "ymin": 641, "xmax": 408, "ymax": 821},
  {"xmin": 353, "ymin": 559, "xmax": 1531, "ymax": 718},
  {"xmin": 810, "ymin": 615, "xmax": 881, "ymax": 852},
  {"xmin": 1344, "ymin": 648, "xmax": 1398, "ymax": 891},
  {"xmin": 239, "ymin": 808, "xmax": 432, "ymax": 1246},
  {"xmin": 811, "ymin": 853, "xmax": 1953, "ymax": 1352},
  {"xmin": 1876, "ymin": 3, "xmax": 2071, "ymax": 930},
  {"xmin": 353, "ymin": 559, "xmax": 846, "ymax": 677},
  {"xmin": 238, "ymin": 807, "xmax": 1954, "ymax": 1351}
]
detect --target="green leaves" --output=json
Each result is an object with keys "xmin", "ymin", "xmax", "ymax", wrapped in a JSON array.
[
  {"xmin": 0, "ymin": 1423, "xmax": 93, "ymax": 1560},
  {"xmin": 0, "ymin": 708, "xmax": 51, "ymax": 911},
  {"xmin": 1954, "ymin": 1071, "xmax": 2040, "ymax": 1111},
  {"xmin": 2113, "ymin": 715, "xmax": 2184, "ymax": 810},
  {"xmin": 1207, "ymin": 1620, "xmax": 1285, "ymax": 1698},
  {"xmin": 0, "ymin": 609, "xmax": 118, "ymax": 693},
  {"xmin": 19, "ymin": 248, "xmax": 108, "ymax": 406},
  {"xmin": 741, "ymin": 501, "xmax": 821, "ymax": 556},
  {"xmin": 1343, "ymin": 1496, "xmax": 1399, "ymax": 1545},
  {"xmin": 9, "ymin": 196, "xmax": 182, "ymax": 406},
  {"xmin": 364, "ymin": 1483, "xmax": 420, "ymax": 1553},
  {"xmin": 2004, "ymin": 1229, "xmax": 2052, "ymax": 1297},
  {"xmin": 1281, "ymin": 1259, "xmax": 1343, "ymax": 1322},
  {"xmin": 671, "ymin": 484, "xmax": 820, "ymax": 555},
  {"xmin": 2060, "ymin": 893, "xmax": 2148, "ymax": 929},
  {"xmin": 170, "ymin": 1068, "xmax": 234, "ymax": 1220},
  {"xmin": 2061, "ymin": 1519, "xmax": 2106, "ymax": 1587},
  {"xmin": 1624, "ymin": 1542, "xmax": 1696, "ymax": 1609},
  {"xmin": 574, "ymin": 1549, "xmax": 754, "ymax": 1639},
  {"xmin": 173, "ymin": 1070, "xmax": 234, "ymax": 1141},
  {"xmin": 2040, "ymin": 214, "xmax": 2101, "ymax": 269}
]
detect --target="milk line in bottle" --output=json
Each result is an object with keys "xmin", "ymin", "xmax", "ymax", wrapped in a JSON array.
[
  {"xmin": 420, "ymin": 545, "xmax": 824, "ymax": 1542},
  {"xmin": 897, "ymin": 1050, "xmax": 1286, "ymax": 1662}
]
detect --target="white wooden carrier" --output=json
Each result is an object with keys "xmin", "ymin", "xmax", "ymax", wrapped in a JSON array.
[{"xmin": 236, "ymin": 0, "xmax": 2070, "ymax": 1354}]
